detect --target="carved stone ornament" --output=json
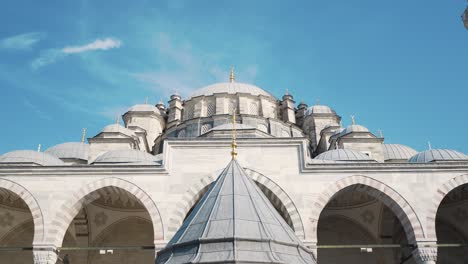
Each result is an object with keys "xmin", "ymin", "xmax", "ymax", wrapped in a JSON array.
[
  {"xmin": 33, "ymin": 249, "xmax": 58, "ymax": 264},
  {"xmin": 412, "ymin": 247, "xmax": 437, "ymax": 264}
]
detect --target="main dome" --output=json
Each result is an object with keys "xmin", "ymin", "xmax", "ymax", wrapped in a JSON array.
[{"xmin": 188, "ymin": 82, "xmax": 275, "ymax": 99}]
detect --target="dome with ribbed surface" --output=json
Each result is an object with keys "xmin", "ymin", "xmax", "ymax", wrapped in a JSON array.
[
  {"xmin": 93, "ymin": 149, "xmax": 161, "ymax": 165},
  {"xmin": 382, "ymin": 144, "xmax": 418, "ymax": 161},
  {"xmin": 188, "ymin": 82, "xmax": 275, "ymax": 99},
  {"xmin": 101, "ymin": 124, "xmax": 135, "ymax": 137},
  {"xmin": 314, "ymin": 149, "xmax": 375, "ymax": 162},
  {"xmin": 408, "ymin": 149, "xmax": 468, "ymax": 163},
  {"xmin": 45, "ymin": 142, "xmax": 89, "ymax": 161},
  {"xmin": 305, "ymin": 105, "xmax": 336, "ymax": 115},
  {"xmin": 338, "ymin": 124, "xmax": 369, "ymax": 137},
  {"xmin": 0, "ymin": 150, "xmax": 65, "ymax": 166},
  {"xmin": 127, "ymin": 104, "xmax": 160, "ymax": 113}
]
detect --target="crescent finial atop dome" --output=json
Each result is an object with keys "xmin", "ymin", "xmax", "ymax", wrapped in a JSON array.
[{"xmin": 229, "ymin": 66, "xmax": 235, "ymax": 83}]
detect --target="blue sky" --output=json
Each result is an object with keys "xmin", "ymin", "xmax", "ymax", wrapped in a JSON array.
[{"xmin": 0, "ymin": 0, "xmax": 467, "ymax": 154}]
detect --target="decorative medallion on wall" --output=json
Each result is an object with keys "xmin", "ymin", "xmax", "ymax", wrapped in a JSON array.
[
  {"xmin": 94, "ymin": 212, "xmax": 108, "ymax": 227},
  {"xmin": 360, "ymin": 209, "xmax": 375, "ymax": 224},
  {"xmin": 0, "ymin": 212, "xmax": 14, "ymax": 227}
]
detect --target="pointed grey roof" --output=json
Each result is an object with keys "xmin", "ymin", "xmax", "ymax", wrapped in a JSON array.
[{"xmin": 156, "ymin": 160, "xmax": 315, "ymax": 264}]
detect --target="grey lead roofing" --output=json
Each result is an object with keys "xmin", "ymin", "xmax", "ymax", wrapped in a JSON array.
[
  {"xmin": 156, "ymin": 159, "xmax": 315, "ymax": 264},
  {"xmin": 408, "ymin": 149, "xmax": 468, "ymax": 163}
]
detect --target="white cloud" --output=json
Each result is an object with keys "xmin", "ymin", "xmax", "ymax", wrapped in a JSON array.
[
  {"xmin": 31, "ymin": 49, "xmax": 65, "ymax": 70},
  {"xmin": 0, "ymin": 32, "xmax": 46, "ymax": 50},
  {"xmin": 31, "ymin": 37, "xmax": 122, "ymax": 70},
  {"xmin": 62, "ymin": 38, "xmax": 122, "ymax": 54}
]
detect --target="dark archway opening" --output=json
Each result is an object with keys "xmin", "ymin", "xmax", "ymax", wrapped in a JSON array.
[
  {"xmin": 61, "ymin": 186, "xmax": 155, "ymax": 264},
  {"xmin": 317, "ymin": 185, "xmax": 414, "ymax": 264},
  {"xmin": 0, "ymin": 188, "xmax": 34, "ymax": 263},
  {"xmin": 436, "ymin": 183, "xmax": 468, "ymax": 263}
]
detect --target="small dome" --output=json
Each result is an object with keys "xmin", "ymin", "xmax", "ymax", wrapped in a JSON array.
[
  {"xmin": 408, "ymin": 149, "xmax": 468, "ymax": 163},
  {"xmin": 188, "ymin": 82, "xmax": 275, "ymax": 99},
  {"xmin": 314, "ymin": 149, "xmax": 375, "ymax": 162},
  {"xmin": 338, "ymin": 124, "xmax": 369, "ymax": 137},
  {"xmin": 305, "ymin": 105, "xmax": 336, "ymax": 115},
  {"xmin": 382, "ymin": 144, "xmax": 418, "ymax": 161},
  {"xmin": 101, "ymin": 124, "xmax": 135, "ymax": 137},
  {"xmin": 45, "ymin": 142, "xmax": 89, "ymax": 161},
  {"xmin": 93, "ymin": 149, "xmax": 161, "ymax": 165},
  {"xmin": 0, "ymin": 150, "xmax": 65, "ymax": 166},
  {"xmin": 126, "ymin": 104, "xmax": 160, "ymax": 114}
]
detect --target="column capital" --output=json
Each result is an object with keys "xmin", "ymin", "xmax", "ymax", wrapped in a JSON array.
[
  {"xmin": 412, "ymin": 245, "xmax": 437, "ymax": 264},
  {"xmin": 33, "ymin": 247, "xmax": 58, "ymax": 264}
]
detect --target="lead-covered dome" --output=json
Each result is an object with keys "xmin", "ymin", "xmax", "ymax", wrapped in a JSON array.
[
  {"xmin": 408, "ymin": 149, "xmax": 468, "ymax": 163},
  {"xmin": 0, "ymin": 150, "xmax": 65, "ymax": 166},
  {"xmin": 126, "ymin": 104, "xmax": 160, "ymax": 114},
  {"xmin": 305, "ymin": 104, "xmax": 336, "ymax": 115},
  {"xmin": 338, "ymin": 124, "xmax": 369, "ymax": 137},
  {"xmin": 101, "ymin": 124, "xmax": 135, "ymax": 137},
  {"xmin": 45, "ymin": 142, "xmax": 89, "ymax": 161},
  {"xmin": 382, "ymin": 144, "xmax": 418, "ymax": 162},
  {"xmin": 314, "ymin": 149, "xmax": 375, "ymax": 162},
  {"xmin": 188, "ymin": 82, "xmax": 275, "ymax": 99},
  {"xmin": 93, "ymin": 149, "xmax": 161, "ymax": 165}
]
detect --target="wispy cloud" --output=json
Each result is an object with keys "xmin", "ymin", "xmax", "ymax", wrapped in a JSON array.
[
  {"xmin": 0, "ymin": 32, "xmax": 46, "ymax": 50},
  {"xmin": 132, "ymin": 32, "xmax": 259, "ymax": 97},
  {"xmin": 22, "ymin": 99, "xmax": 52, "ymax": 120},
  {"xmin": 62, "ymin": 38, "xmax": 121, "ymax": 54},
  {"xmin": 31, "ymin": 37, "xmax": 122, "ymax": 70}
]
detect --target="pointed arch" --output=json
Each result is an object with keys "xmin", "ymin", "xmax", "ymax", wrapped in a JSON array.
[
  {"xmin": 310, "ymin": 175, "xmax": 424, "ymax": 244},
  {"xmin": 167, "ymin": 168, "xmax": 305, "ymax": 239},
  {"xmin": 45, "ymin": 177, "xmax": 164, "ymax": 246},
  {"xmin": 0, "ymin": 178, "xmax": 44, "ymax": 245},
  {"xmin": 427, "ymin": 174, "xmax": 468, "ymax": 239}
]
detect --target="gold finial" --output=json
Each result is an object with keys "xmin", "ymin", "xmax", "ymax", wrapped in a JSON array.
[
  {"xmin": 285, "ymin": 88, "xmax": 289, "ymax": 95},
  {"xmin": 116, "ymin": 115, "xmax": 120, "ymax": 125},
  {"xmin": 37, "ymin": 144, "xmax": 41, "ymax": 152},
  {"xmin": 81, "ymin": 128, "xmax": 87, "ymax": 143},
  {"xmin": 428, "ymin": 141, "xmax": 432, "ymax": 150},
  {"xmin": 351, "ymin": 115, "xmax": 356, "ymax": 125},
  {"xmin": 231, "ymin": 107, "xmax": 238, "ymax": 159},
  {"xmin": 145, "ymin": 97, "xmax": 149, "ymax": 104},
  {"xmin": 378, "ymin": 128, "xmax": 383, "ymax": 139},
  {"xmin": 229, "ymin": 66, "xmax": 235, "ymax": 83}
]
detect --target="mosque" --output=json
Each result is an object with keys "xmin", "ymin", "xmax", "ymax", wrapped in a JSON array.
[{"xmin": 0, "ymin": 69, "xmax": 468, "ymax": 264}]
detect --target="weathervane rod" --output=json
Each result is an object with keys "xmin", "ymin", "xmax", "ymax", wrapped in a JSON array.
[
  {"xmin": 81, "ymin": 128, "xmax": 87, "ymax": 143},
  {"xmin": 231, "ymin": 108, "xmax": 237, "ymax": 160}
]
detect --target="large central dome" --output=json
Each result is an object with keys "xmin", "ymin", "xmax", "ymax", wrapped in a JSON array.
[{"xmin": 188, "ymin": 82, "xmax": 275, "ymax": 99}]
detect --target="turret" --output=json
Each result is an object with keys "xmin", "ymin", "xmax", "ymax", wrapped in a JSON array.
[
  {"xmin": 167, "ymin": 93, "xmax": 183, "ymax": 128},
  {"xmin": 280, "ymin": 91, "xmax": 296, "ymax": 124}
]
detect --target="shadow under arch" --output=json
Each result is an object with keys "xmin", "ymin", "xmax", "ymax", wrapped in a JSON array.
[
  {"xmin": 46, "ymin": 177, "xmax": 164, "ymax": 246},
  {"xmin": 427, "ymin": 173, "xmax": 468, "ymax": 239},
  {"xmin": 310, "ymin": 175, "xmax": 424, "ymax": 244},
  {"xmin": 167, "ymin": 168, "xmax": 305, "ymax": 239},
  {"xmin": 0, "ymin": 178, "xmax": 44, "ymax": 245}
]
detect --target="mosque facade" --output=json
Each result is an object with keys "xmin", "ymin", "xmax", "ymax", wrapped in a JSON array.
[{"xmin": 1, "ymin": 71, "xmax": 468, "ymax": 264}]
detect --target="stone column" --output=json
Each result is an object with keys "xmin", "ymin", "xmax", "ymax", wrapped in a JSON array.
[
  {"xmin": 33, "ymin": 247, "xmax": 58, "ymax": 264},
  {"xmin": 412, "ymin": 245, "xmax": 437, "ymax": 264}
]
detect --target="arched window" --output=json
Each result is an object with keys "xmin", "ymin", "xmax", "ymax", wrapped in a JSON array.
[
  {"xmin": 200, "ymin": 123, "xmax": 212, "ymax": 135},
  {"xmin": 249, "ymin": 102, "xmax": 259, "ymax": 115},
  {"xmin": 206, "ymin": 101, "xmax": 215, "ymax": 116},
  {"xmin": 177, "ymin": 129, "xmax": 186, "ymax": 138}
]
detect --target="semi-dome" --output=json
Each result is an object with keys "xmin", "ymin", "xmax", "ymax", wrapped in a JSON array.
[
  {"xmin": 408, "ymin": 149, "xmax": 468, "ymax": 163},
  {"xmin": 101, "ymin": 124, "xmax": 135, "ymax": 137},
  {"xmin": 188, "ymin": 82, "xmax": 275, "ymax": 99},
  {"xmin": 382, "ymin": 144, "xmax": 418, "ymax": 161},
  {"xmin": 305, "ymin": 104, "xmax": 336, "ymax": 115},
  {"xmin": 45, "ymin": 142, "xmax": 89, "ymax": 161},
  {"xmin": 93, "ymin": 149, "xmax": 161, "ymax": 165},
  {"xmin": 314, "ymin": 149, "xmax": 375, "ymax": 162},
  {"xmin": 0, "ymin": 150, "xmax": 65, "ymax": 166},
  {"xmin": 126, "ymin": 104, "xmax": 160, "ymax": 114}
]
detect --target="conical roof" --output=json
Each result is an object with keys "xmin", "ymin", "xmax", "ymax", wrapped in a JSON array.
[{"xmin": 156, "ymin": 160, "xmax": 315, "ymax": 264}]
